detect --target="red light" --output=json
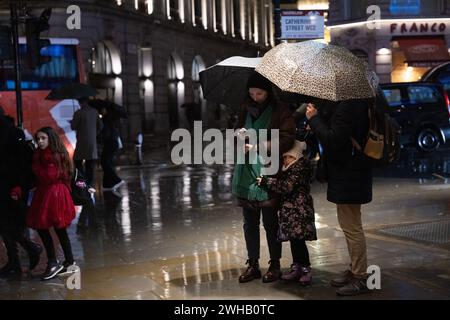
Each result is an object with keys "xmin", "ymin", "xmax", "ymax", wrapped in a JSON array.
[{"xmin": 445, "ymin": 91, "xmax": 450, "ymax": 119}]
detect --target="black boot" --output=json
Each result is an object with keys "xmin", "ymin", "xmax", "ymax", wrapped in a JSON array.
[
  {"xmin": 239, "ymin": 259, "xmax": 261, "ymax": 283},
  {"xmin": 27, "ymin": 243, "xmax": 43, "ymax": 271},
  {"xmin": 0, "ymin": 233, "xmax": 22, "ymax": 278},
  {"xmin": 0, "ymin": 262, "xmax": 21, "ymax": 278},
  {"xmin": 262, "ymin": 259, "xmax": 281, "ymax": 283},
  {"xmin": 18, "ymin": 236, "xmax": 43, "ymax": 271}
]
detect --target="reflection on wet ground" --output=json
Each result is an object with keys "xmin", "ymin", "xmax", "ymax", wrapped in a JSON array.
[
  {"xmin": 375, "ymin": 146, "xmax": 450, "ymax": 180},
  {"xmin": 1, "ymin": 147, "xmax": 450, "ymax": 299}
]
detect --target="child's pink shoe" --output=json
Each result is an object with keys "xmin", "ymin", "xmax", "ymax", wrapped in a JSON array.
[
  {"xmin": 299, "ymin": 266, "xmax": 312, "ymax": 286},
  {"xmin": 281, "ymin": 263, "xmax": 302, "ymax": 281}
]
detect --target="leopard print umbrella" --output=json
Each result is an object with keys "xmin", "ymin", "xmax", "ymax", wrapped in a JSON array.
[{"xmin": 255, "ymin": 41, "xmax": 377, "ymax": 101}]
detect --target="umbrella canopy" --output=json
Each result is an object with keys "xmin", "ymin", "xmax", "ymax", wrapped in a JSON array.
[
  {"xmin": 255, "ymin": 41, "xmax": 377, "ymax": 101},
  {"xmin": 87, "ymin": 99, "xmax": 127, "ymax": 118},
  {"xmin": 199, "ymin": 56, "xmax": 262, "ymax": 108},
  {"xmin": 46, "ymin": 83, "xmax": 97, "ymax": 100}
]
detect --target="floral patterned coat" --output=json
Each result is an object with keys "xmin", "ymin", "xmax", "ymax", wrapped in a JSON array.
[{"xmin": 261, "ymin": 157, "xmax": 317, "ymax": 242}]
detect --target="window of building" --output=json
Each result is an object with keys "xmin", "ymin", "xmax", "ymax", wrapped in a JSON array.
[
  {"xmin": 146, "ymin": 0, "xmax": 154, "ymax": 14},
  {"xmin": 265, "ymin": 2, "xmax": 272, "ymax": 46},
  {"xmin": 233, "ymin": 0, "xmax": 241, "ymax": 38},
  {"xmin": 90, "ymin": 41, "xmax": 123, "ymax": 105},
  {"xmin": 132, "ymin": 0, "xmax": 152, "ymax": 14},
  {"xmin": 194, "ymin": 0, "xmax": 202, "ymax": 26},
  {"xmin": 167, "ymin": 56, "xmax": 177, "ymax": 81},
  {"xmin": 252, "ymin": 0, "xmax": 258, "ymax": 43},
  {"xmin": 167, "ymin": 55, "xmax": 179, "ymax": 129},
  {"xmin": 170, "ymin": 0, "xmax": 180, "ymax": 21},
  {"xmin": 92, "ymin": 42, "xmax": 112, "ymax": 75},
  {"xmin": 139, "ymin": 47, "xmax": 153, "ymax": 78},
  {"xmin": 215, "ymin": 0, "xmax": 222, "ymax": 32}
]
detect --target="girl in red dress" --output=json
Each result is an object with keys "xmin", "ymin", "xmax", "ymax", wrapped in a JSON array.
[{"xmin": 27, "ymin": 127, "xmax": 76, "ymax": 280}]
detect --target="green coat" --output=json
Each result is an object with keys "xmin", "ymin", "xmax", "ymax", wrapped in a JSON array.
[{"xmin": 232, "ymin": 105, "xmax": 272, "ymax": 202}]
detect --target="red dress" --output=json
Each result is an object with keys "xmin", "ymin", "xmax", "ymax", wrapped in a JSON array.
[{"xmin": 26, "ymin": 147, "xmax": 75, "ymax": 229}]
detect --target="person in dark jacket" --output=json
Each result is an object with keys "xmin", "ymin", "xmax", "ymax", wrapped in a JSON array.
[
  {"xmin": 100, "ymin": 108, "xmax": 124, "ymax": 191},
  {"xmin": 306, "ymin": 99, "xmax": 373, "ymax": 296},
  {"xmin": 232, "ymin": 72, "xmax": 296, "ymax": 283},
  {"xmin": 71, "ymin": 97, "xmax": 103, "ymax": 187},
  {"xmin": 0, "ymin": 107, "xmax": 42, "ymax": 278}
]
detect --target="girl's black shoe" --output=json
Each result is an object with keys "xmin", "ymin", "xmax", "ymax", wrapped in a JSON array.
[
  {"xmin": 41, "ymin": 262, "xmax": 64, "ymax": 281},
  {"xmin": 58, "ymin": 261, "xmax": 77, "ymax": 276}
]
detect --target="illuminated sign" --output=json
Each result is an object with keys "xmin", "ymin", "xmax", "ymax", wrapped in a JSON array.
[
  {"xmin": 389, "ymin": 0, "xmax": 420, "ymax": 15},
  {"xmin": 390, "ymin": 22, "xmax": 446, "ymax": 34},
  {"xmin": 280, "ymin": 10, "xmax": 325, "ymax": 40}
]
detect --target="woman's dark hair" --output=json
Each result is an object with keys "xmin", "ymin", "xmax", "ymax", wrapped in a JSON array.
[
  {"xmin": 243, "ymin": 86, "xmax": 277, "ymax": 106},
  {"xmin": 35, "ymin": 127, "xmax": 73, "ymax": 178}
]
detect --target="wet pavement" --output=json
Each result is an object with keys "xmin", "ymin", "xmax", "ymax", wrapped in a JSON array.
[{"xmin": 1, "ymin": 145, "xmax": 450, "ymax": 300}]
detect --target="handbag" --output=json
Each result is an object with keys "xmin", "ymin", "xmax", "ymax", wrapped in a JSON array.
[
  {"xmin": 117, "ymin": 136, "xmax": 123, "ymax": 150},
  {"xmin": 71, "ymin": 169, "xmax": 91, "ymax": 206}
]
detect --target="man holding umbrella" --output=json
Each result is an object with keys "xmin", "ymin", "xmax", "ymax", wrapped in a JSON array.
[
  {"xmin": 71, "ymin": 97, "xmax": 103, "ymax": 187},
  {"xmin": 306, "ymin": 100, "xmax": 372, "ymax": 296},
  {"xmin": 48, "ymin": 83, "xmax": 102, "ymax": 188}
]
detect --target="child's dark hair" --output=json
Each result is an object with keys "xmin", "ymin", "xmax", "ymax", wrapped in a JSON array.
[{"xmin": 35, "ymin": 127, "xmax": 73, "ymax": 178}]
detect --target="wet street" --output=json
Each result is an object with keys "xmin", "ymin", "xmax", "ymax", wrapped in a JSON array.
[{"xmin": 1, "ymin": 146, "xmax": 450, "ymax": 300}]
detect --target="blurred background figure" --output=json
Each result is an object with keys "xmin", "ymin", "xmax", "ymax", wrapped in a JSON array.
[{"xmin": 99, "ymin": 107, "xmax": 124, "ymax": 191}]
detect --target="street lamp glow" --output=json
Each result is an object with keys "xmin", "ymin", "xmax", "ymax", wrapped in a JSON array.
[
  {"xmin": 377, "ymin": 48, "xmax": 391, "ymax": 55},
  {"xmin": 146, "ymin": 0, "xmax": 153, "ymax": 15},
  {"xmin": 297, "ymin": 1, "xmax": 329, "ymax": 10}
]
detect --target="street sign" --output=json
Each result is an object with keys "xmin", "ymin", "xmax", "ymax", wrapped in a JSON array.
[
  {"xmin": 0, "ymin": 25, "xmax": 12, "ymax": 60},
  {"xmin": 280, "ymin": 10, "xmax": 325, "ymax": 40}
]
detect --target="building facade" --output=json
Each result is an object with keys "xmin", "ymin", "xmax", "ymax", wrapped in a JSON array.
[
  {"xmin": 328, "ymin": 0, "xmax": 450, "ymax": 84},
  {"xmin": 0, "ymin": 0, "xmax": 275, "ymax": 139}
]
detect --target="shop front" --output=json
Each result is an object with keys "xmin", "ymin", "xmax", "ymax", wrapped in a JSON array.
[{"xmin": 329, "ymin": 18, "xmax": 450, "ymax": 84}]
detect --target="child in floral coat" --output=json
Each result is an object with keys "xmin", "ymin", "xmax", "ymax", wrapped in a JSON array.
[{"xmin": 258, "ymin": 140, "xmax": 317, "ymax": 285}]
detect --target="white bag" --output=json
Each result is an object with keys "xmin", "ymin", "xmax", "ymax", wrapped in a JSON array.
[{"xmin": 117, "ymin": 136, "xmax": 123, "ymax": 150}]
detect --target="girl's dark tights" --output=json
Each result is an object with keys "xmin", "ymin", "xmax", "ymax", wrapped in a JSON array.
[{"xmin": 37, "ymin": 228, "xmax": 74, "ymax": 265}]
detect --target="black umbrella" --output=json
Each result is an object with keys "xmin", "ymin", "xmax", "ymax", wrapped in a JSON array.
[
  {"xmin": 87, "ymin": 99, "xmax": 127, "ymax": 118},
  {"xmin": 199, "ymin": 56, "xmax": 262, "ymax": 109},
  {"xmin": 46, "ymin": 83, "xmax": 97, "ymax": 100}
]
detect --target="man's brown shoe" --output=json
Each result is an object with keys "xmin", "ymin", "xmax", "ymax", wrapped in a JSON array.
[
  {"xmin": 262, "ymin": 260, "xmax": 281, "ymax": 283},
  {"xmin": 336, "ymin": 276, "xmax": 371, "ymax": 296},
  {"xmin": 239, "ymin": 259, "xmax": 261, "ymax": 283},
  {"xmin": 330, "ymin": 269, "xmax": 353, "ymax": 287}
]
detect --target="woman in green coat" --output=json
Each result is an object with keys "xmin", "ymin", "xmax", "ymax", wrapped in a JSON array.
[{"xmin": 232, "ymin": 72, "xmax": 295, "ymax": 283}]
